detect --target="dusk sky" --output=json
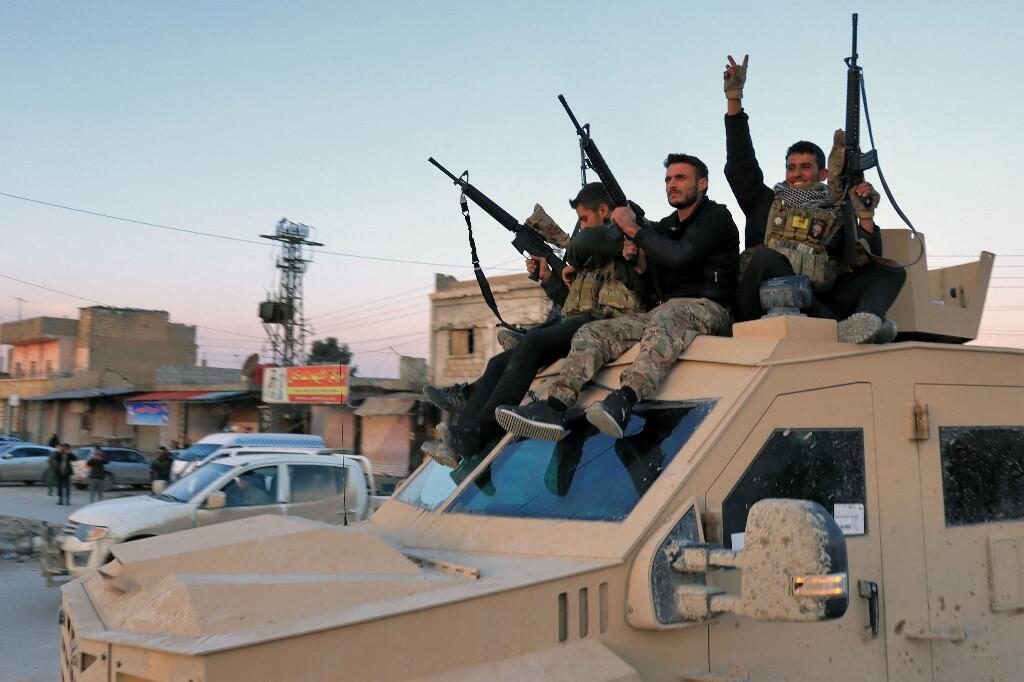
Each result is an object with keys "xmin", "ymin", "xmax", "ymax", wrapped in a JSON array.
[{"xmin": 2, "ymin": 1, "xmax": 1021, "ymax": 376}]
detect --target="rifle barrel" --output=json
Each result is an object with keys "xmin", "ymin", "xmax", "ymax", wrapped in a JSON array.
[
  {"xmin": 428, "ymin": 157, "xmax": 460, "ymax": 184},
  {"xmin": 851, "ymin": 14, "xmax": 858, "ymax": 65},
  {"xmin": 557, "ymin": 94, "xmax": 586, "ymax": 136}
]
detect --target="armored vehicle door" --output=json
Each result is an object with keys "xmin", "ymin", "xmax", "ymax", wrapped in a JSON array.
[
  {"xmin": 912, "ymin": 384, "xmax": 1024, "ymax": 682},
  {"xmin": 704, "ymin": 384, "xmax": 886, "ymax": 680}
]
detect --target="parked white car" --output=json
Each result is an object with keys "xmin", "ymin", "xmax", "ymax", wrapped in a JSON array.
[
  {"xmin": 0, "ymin": 443, "xmax": 56, "ymax": 484},
  {"xmin": 170, "ymin": 432, "xmax": 325, "ymax": 479},
  {"xmin": 44, "ymin": 450, "xmax": 377, "ymax": 579}
]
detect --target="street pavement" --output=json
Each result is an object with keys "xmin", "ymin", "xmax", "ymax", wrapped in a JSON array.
[
  {"xmin": 0, "ymin": 560, "xmax": 61, "ymax": 682},
  {"xmin": 0, "ymin": 480, "xmax": 141, "ymax": 526},
  {"xmin": 0, "ymin": 482, "xmax": 147, "ymax": 681}
]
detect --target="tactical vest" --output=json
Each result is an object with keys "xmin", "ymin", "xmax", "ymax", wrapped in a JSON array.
[
  {"xmin": 761, "ymin": 198, "xmax": 839, "ymax": 289},
  {"xmin": 562, "ymin": 261, "xmax": 643, "ymax": 319}
]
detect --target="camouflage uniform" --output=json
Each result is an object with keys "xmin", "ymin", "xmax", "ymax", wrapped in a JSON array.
[{"xmin": 547, "ymin": 298, "xmax": 731, "ymax": 406}]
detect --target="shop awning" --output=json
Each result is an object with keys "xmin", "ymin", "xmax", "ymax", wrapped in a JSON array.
[
  {"xmin": 125, "ymin": 391, "xmax": 207, "ymax": 402},
  {"xmin": 26, "ymin": 387, "xmax": 137, "ymax": 401},
  {"xmin": 184, "ymin": 390, "xmax": 257, "ymax": 403},
  {"xmin": 353, "ymin": 395, "xmax": 421, "ymax": 417}
]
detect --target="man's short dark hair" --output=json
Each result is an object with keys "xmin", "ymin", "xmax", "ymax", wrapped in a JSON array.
[
  {"xmin": 785, "ymin": 141, "xmax": 826, "ymax": 172},
  {"xmin": 569, "ymin": 182, "xmax": 613, "ymax": 211},
  {"xmin": 664, "ymin": 154, "xmax": 709, "ymax": 186}
]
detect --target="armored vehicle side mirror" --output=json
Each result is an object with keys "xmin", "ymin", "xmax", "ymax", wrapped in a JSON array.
[
  {"xmin": 672, "ymin": 499, "xmax": 848, "ymax": 623},
  {"xmin": 205, "ymin": 491, "xmax": 227, "ymax": 510},
  {"xmin": 151, "ymin": 480, "xmax": 167, "ymax": 494}
]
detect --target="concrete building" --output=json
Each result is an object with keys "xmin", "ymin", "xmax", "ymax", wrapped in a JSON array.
[
  {"xmin": 0, "ymin": 307, "xmax": 216, "ymax": 447},
  {"xmin": 429, "ymin": 272, "xmax": 552, "ymax": 386}
]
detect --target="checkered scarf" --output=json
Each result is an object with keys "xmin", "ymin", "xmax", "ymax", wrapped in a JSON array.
[{"xmin": 772, "ymin": 181, "xmax": 837, "ymax": 216}]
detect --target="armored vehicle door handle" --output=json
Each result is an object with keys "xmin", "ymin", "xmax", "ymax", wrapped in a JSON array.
[
  {"xmin": 858, "ymin": 580, "xmax": 879, "ymax": 639},
  {"xmin": 680, "ymin": 665, "xmax": 749, "ymax": 682},
  {"xmin": 904, "ymin": 625, "xmax": 966, "ymax": 642}
]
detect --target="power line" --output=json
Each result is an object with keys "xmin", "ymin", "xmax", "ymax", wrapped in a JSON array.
[
  {"xmin": 0, "ymin": 271, "xmax": 264, "ymax": 339},
  {"xmin": 306, "ymin": 285, "xmax": 432, "ymax": 321},
  {"xmin": 0, "ymin": 190, "xmax": 519, "ymax": 270}
]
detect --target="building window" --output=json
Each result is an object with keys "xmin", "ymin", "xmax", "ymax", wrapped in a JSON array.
[
  {"xmin": 940, "ymin": 427, "xmax": 1024, "ymax": 526},
  {"xmin": 29, "ymin": 361, "xmax": 37, "ymax": 377},
  {"xmin": 722, "ymin": 428, "xmax": 867, "ymax": 547},
  {"xmin": 449, "ymin": 329, "xmax": 475, "ymax": 356},
  {"xmin": 45, "ymin": 360, "xmax": 53, "ymax": 377},
  {"xmin": 14, "ymin": 363, "xmax": 22, "ymax": 378}
]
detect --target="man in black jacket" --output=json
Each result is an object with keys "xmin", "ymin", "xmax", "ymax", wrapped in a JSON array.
[
  {"xmin": 420, "ymin": 183, "xmax": 647, "ymax": 468},
  {"xmin": 723, "ymin": 54, "xmax": 905, "ymax": 342},
  {"xmin": 497, "ymin": 154, "xmax": 738, "ymax": 440}
]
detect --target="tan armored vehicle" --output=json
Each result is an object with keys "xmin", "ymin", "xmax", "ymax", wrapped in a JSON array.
[{"xmin": 59, "ymin": 232, "xmax": 1021, "ymax": 681}]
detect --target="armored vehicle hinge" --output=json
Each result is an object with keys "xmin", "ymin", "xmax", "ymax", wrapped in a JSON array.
[{"xmin": 909, "ymin": 402, "xmax": 929, "ymax": 440}]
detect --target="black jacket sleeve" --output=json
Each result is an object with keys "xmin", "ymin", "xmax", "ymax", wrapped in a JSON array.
[
  {"xmin": 565, "ymin": 224, "xmax": 626, "ymax": 268},
  {"xmin": 861, "ymin": 224, "xmax": 884, "ymax": 256},
  {"xmin": 633, "ymin": 205, "xmax": 735, "ymax": 270},
  {"xmin": 724, "ymin": 111, "xmax": 774, "ymax": 248}
]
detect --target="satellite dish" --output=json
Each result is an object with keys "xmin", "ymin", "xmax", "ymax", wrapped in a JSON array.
[{"xmin": 241, "ymin": 353, "xmax": 260, "ymax": 377}]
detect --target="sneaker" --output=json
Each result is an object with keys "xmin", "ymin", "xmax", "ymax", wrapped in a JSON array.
[
  {"xmin": 873, "ymin": 318, "xmax": 898, "ymax": 344},
  {"xmin": 421, "ymin": 440, "xmax": 461, "ymax": 469},
  {"xmin": 586, "ymin": 390, "xmax": 634, "ymax": 439},
  {"xmin": 495, "ymin": 401, "xmax": 569, "ymax": 441},
  {"xmin": 440, "ymin": 422, "xmax": 482, "ymax": 457},
  {"xmin": 837, "ymin": 312, "xmax": 882, "ymax": 344},
  {"xmin": 497, "ymin": 328, "xmax": 525, "ymax": 352},
  {"xmin": 423, "ymin": 382, "xmax": 471, "ymax": 414}
]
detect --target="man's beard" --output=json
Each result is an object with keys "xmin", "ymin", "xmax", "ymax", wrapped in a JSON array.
[{"xmin": 669, "ymin": 191, "xmax": 698, "ymax": 209}]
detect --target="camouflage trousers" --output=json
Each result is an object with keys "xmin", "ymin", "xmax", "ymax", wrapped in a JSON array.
[{"xmin": 547, "ymin": 298, "xmax": 731, "ymax": 406}]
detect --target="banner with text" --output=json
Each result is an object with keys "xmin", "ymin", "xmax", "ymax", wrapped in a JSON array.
[
  {"xmin": 261, "ymin": 365, "xmax": 350, "ymax": 404},
  {"xmin": 126, "ymin": 401, "xmax": 170, "ymax": 426}
]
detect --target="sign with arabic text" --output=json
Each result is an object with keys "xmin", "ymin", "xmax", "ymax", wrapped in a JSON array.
[{"xmin": 261, "ymin": 365, "xmax": 350, "ymax": 404}]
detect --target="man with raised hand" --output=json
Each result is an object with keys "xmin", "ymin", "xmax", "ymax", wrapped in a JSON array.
[{"xmin": 723, "ymin": 54, "xmax": 905, "ymax": 342}]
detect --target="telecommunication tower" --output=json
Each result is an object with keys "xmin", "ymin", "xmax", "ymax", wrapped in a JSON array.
[{"xmin": 258, "ymin": 218, "xmax": 323, "ymax": 367}]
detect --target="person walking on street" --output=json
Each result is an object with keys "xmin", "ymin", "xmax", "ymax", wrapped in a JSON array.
[
  {"xmin": 46, "ymin": 448, "xmax": 58, "ymax": 496},
  {"xmin": 54, "ymin": 444, "xmax": 74, "ymax": 505},
  {"xmin": 47, "ymin": 433, "xmax": 60, "ymax": 447},
  {"xmin": 86, "ymin": 447, "xmax": 107, "ymax": 503},
  {"xmin": 150, "ymin": 447, "xmax": 173, "ymax": 485}
]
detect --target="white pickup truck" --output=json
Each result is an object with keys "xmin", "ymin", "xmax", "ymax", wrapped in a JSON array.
[{"xmin": 41, "ymin": 449, "xmax": 385, "ymax": 580}]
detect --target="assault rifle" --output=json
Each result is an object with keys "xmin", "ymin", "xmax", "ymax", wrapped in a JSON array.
[
  {"xmin": 557, "ymin": 94, "xmax": 645, "ymax": 240},
  {"xmin": 428, "ymin": 157, "xmax": 564, "ymax": 283},
  {"xmin": 839, "ymin": 13, "xmax": 879, "ymax": 266}
]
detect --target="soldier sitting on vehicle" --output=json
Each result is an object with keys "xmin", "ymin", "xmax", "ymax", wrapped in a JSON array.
[
  {"xmin": 497, "ymin": 153, "xmax": 738, "ymax": 440},
  {"xmin": 722, "ymin": 54, "xmax": 906, "ymax": 341},
  {"xmin": 420, "ymin": 183, "xmax": 648, "ymax": 468}
]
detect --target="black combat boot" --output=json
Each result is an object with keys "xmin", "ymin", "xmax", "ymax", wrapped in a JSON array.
[
  {"xmin": 422, "ymin": 382, "xmax": 472, "ymax": 415},
  {"xmin": 494, "ymin": 400, "xmax": 569, "ymax": 441},
  {"xmin": 440, "ymin": 422, "xmax": 483, "ymax": 458},
  {"xmin": 586, "ymin": 388, "xmax": 637, "ymax": 438}
]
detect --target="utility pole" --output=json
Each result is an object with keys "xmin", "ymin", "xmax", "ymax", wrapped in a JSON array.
[
  {"xmin": 258, "ymin": 218, "xmax": 322, "ymax": 435},
  {"xmin": 14, "ymin": 297, "xmax": 27, "ymax": 320},
  {"xmin": 258, "ymin": 219, "xmax": 323, "ymax": 367}
]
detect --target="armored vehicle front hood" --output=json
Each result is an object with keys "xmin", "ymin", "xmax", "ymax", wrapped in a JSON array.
[{"xmin": 66, "ymin": 514, "xmax": 617, "ymax": 657}]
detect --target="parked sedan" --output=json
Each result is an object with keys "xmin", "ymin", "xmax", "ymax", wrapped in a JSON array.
[
  {"xmin": 0, "ymin": 443, "xmax": 57, "ymax": 484},
  {"xmin": 72, "ymin": 447, "xmax": 151, "ymax": 490}
]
